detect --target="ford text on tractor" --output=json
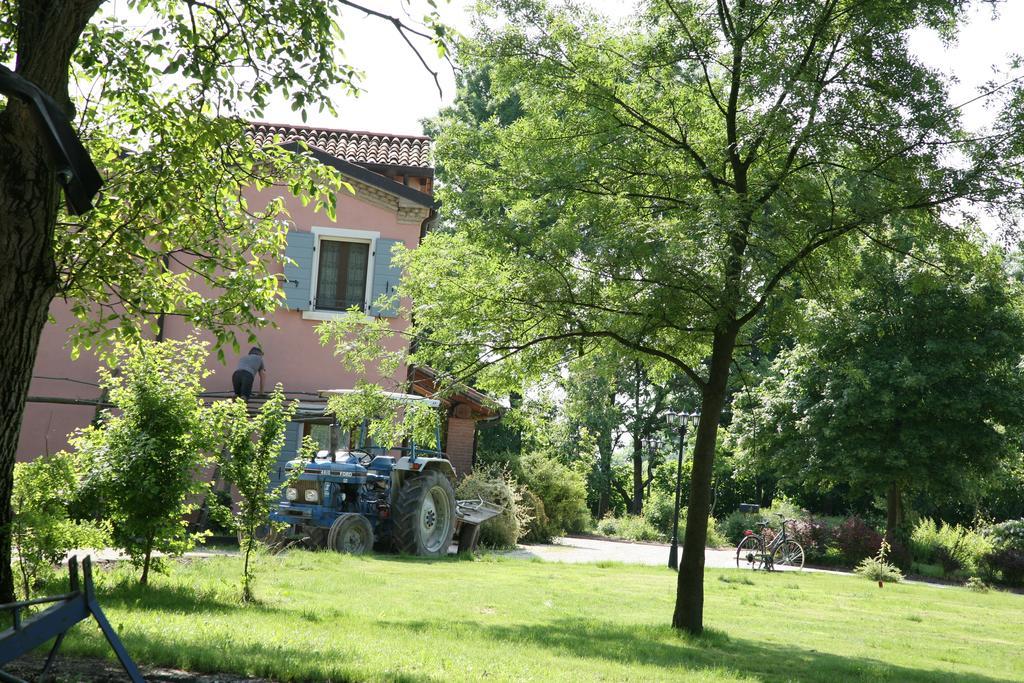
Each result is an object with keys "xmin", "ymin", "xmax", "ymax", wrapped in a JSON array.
[{"xmin": 268, "ymin": 390, "xmax": 501, "ymax": 557}]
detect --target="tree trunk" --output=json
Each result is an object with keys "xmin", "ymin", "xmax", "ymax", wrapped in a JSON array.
[
  {"xmin": 141, "ymin": 534, "xmax": 154, "ymax": 585},
  {"xmin": 757, "ymin": 478, "xmax": 776, "ymax": 509},
  {"xmin": 595, "ymin": 422, "xmax": 613, "ymax": 518},
  {"xmin": 0, "ymin": 0, "xmax": 101, "ymax": 603},
  {"xmin": 631, "ymin": 439, "xmax": 644, "ymax": 516},
  {"xmin": 0, "ymin": 104, "xmax": 63, "ymax": 603},
  {"xmin": 630, "ymin": 361, "xmax": 644, "ymax": 516},
  {"xmin": 645, "ymin": 457, "xmax": 654, "ymax": 499},
  {"xmin": 508, "ymin": 391, "xmax": 523, "ymax": 455},
  {"xmin": 242, "ymin": 541, "xmax": 253, "ymax": 602},
  {"xmin": 0, "ymin": 242, "xmax": 58, "ymax": 606},
  {"xmin": 885, "ymin": 482, "xmax": 901, "ymax": 545},
  {"xmin": 672, "ymin": 326, "xmax": 738, "ymax": 634}
]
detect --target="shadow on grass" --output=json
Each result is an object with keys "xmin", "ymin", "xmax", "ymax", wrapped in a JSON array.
[
  {"xmin": 90, "ymin": 579, "xmax": 255, "ymax": 616},
  {"xmin": 22, "ymin": 567, "xmax": 437, "ymax": 682},
  {"xmin": 379, "ymin": 617, "xmax": 1014, "ymax": 683},
  {"xmin": 37, "ymin": 625, "xmax": 442, "ymax": 683}
]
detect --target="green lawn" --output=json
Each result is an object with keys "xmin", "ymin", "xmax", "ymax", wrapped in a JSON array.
[{"xmin": 37, "ymin": 552, "xmax": 1024, "ymax": 682}]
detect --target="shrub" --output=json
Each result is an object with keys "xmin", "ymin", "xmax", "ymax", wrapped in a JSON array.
[
  {"xmin": 822, "ymin": 546, "xmax": 844, "ymax": 565},
  {"xmin": 719, "ymin": 511, "xmax": 763, "ymax": 545},
  {"xmin": 596, "ymin": 514, "xmax": 663, "ymax": 542},
  {"xmin": 910, "ymin": 518, "xmax": 993, "ymax": 576},
  {"xmin": 11, "ymin": 452, "xmax": 109, "ymax": 600},
  {"xmin": 983, "ymin": 519, "xmax": 1024, "ymax": 585},
  {"xmin": 517, "ymin": 452, "xmax": 589, "ymax": 538},
  {"xmin": 596, "ymin": 514, "xmax": 619, "ymax": 537},
  {"xmin": 887, "ymin": 541, "xmax": 914, "ymax": 571},
  {"xmin": 641, "ymin": 490, "xmax": 729, "ymax": 546},
  {"xmin": 762, "ymin": 498, "xmax": 804, "ymax": 525},
  {"xmin": 986, "ymin": 519, "xmax": 1024, "ymax": 552},
  {"xmin": 719, "ymin": 502, "xmax": 808, "ymax": 546},
  {"xmin": 210, "ymin": 388, "xmax": 314, "ymax": 602},
  {"xmin": 855, "ymin": 558, "xmax": 904, "ymax": 584},
  {"xmin": 965, "ymin": 577, "xmax": 990, "ymax": 593},
  {"xmin": 519, "ymin": 488, "xmax": 550, "ymax": 543},
  {"xmin": 984, "ymin": 547, "xmax": 1024, "ymax": 585},
  {"xmin": 596, "ymin": 507, "xmax": 726, "ymax": 547},
  {"xmin": 704, "ymin": 517, "xmax": 728, "ymax": 548},
  {"xmin": 911, "ymin": 562, "xmax": 945, "ymax": 579},
  {"xmin": 910, "ymin": 518, "xmax": 942, "ymax": 564},
  {"xmin": 854, "ymin": 541, "xmax": 903, "ymax": 585},
  {"xmin": 833, "ymin": 517, "xmax": 883, "ymax": 565},
  {"xmin": 456, "ymin": 465, "xmax": 530, "ymax": 548},
  {"xmin": 788, "ymin": 517, "xmax": 836, "ymax": 561},
  {"xmin": 624, "ymin": 515, "xmax": 664, "ymax": 542},
  {"xmin": 642, "ymin": 488, "xmax": 676, "ymax": 538},
  {"xmin": 70, "ymin": 338, "xmax": 214, "ymax": 584},
  {"xmin": 934, "ymin": 545, "xmax": 962, "ymax": 574}
]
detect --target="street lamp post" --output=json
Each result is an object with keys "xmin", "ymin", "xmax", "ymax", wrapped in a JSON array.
[{"xmin": 666, "ymin": 411, "xmax": 699, "ymax": 570}]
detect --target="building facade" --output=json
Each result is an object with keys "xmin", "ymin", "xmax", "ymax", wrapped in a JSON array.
[{"xmin": 18, "ymin": 122, "xmax": 494, "ymax": 476}]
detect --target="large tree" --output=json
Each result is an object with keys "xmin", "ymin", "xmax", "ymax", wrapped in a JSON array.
[
  {"xmin": 401, "ymin": 0, "xmax": 1023, "ymax": 632},
  {"xmin": 0, "ymin": 0, "xmax": 447, "ymax": 602},
  {"xmin": 732, "ymin": 240, "xmax": 1024, "ymax": 542}
]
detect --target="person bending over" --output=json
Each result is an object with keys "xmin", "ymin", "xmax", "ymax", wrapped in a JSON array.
[{"xmin": 232, "ymin": 347, "xmax": 266, "ymax": 400}]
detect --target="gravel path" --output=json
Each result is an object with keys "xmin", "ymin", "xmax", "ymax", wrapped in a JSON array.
[
  {"xmin": 72, "ymin": 536, "xmax": 807, "ymax": 570},
  {"xmin": 504, "ymin": 535, "xmax": 813, "ymax": 571}
]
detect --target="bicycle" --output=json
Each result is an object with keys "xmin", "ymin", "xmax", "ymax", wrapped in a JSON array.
[{"xmin": 735, "ymin": 517, "xmax": 805, "ymax": 570}]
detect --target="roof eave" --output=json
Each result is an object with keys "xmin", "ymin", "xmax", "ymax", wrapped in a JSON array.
[
  {"xmin": 360, "ymin": 162, "xmax": 435, "ymax": 179},
  {"xmin": 280, "ymin": 141, "xmax": 436, "ymax": 209}
]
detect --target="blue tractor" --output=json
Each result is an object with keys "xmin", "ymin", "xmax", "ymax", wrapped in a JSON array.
[{"xmin": 268, "ymin": 390, "xmax": 499, "ymax": 557}]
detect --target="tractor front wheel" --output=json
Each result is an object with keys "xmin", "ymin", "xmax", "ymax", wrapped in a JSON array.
[
  {"xmin": 394, "ymin": 471, "xmax": 456, "ymax": 557},
  {"xmin": 327, "ymin": 513, "xmax": 375, "ymax": 554}
]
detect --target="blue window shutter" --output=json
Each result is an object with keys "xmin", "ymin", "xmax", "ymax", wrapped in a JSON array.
[
  {"xmin": 369, "ymin": 238, "xmax": 403, "ymax": 317},
  {"xmin": 270, "ymin": 421, "xmax": 302, "ymax": 489},
  {"xmin": 283, "ymin": 231, "xmax": 315, "ymax": 310}
]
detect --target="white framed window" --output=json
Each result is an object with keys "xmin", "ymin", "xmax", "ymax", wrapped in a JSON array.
[{"xmin": 307, "ymin": 227, "xmax": 380, "ymax": 317}]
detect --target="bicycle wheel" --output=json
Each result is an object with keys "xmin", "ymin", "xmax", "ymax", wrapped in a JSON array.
[
  {"xmin": 735, "ymin": 535, "xmax": 763, "ymax": 570},
  {"xmin": 772, "ymin": 540, "xmax": 805, "ymax": 569}
]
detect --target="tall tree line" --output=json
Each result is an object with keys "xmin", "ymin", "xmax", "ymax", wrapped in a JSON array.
[{"xmin": 403, "ymin": 0, "xmax": 1024, "ymax": 633}]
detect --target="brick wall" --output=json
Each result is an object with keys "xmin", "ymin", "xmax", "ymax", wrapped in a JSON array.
[{"xmin": 446, "ymin": 417, "xmax": 476, "ymax": 478}]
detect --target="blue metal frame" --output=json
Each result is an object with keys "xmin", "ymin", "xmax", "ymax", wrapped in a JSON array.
[{"xmin": 0, "ymin": 556, "xmax": 143, "ymax": 682}]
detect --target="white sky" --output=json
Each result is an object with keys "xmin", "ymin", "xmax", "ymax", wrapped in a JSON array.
[
  {"xmin": 261, "ymin": 0, "xmax": 1024, "ymax": 137},
  {"xmin": 262, "ymin": 0, "xmax": 642, "ymax": 134}
]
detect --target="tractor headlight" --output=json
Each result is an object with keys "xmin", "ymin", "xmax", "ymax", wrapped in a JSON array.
[
  {"xmin": 285, "ymin": 487, "xmax": 298, "ymax": 501},
  {"xmin": 304, "ymin": 488, "xmax": 319, "ymax": 503}
]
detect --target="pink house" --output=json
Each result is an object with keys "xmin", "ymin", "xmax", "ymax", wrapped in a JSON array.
[{"xmin": 18, "ymin": 122, "xmax": 496, "ymax": 479}]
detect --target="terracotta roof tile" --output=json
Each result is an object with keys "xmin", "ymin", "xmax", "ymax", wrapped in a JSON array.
[{"xmin": 249, "ymin": 121, "xmax": 432, "ymax": 170}]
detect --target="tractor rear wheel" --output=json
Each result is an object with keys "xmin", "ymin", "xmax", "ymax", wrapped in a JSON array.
[
  {"xmin": 327, "ymin": 513, "xmax": 375, "ymax": 554},
  {"xmin": 394, "ymin": 471, "xmax": 456, "ymax": 557}
]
